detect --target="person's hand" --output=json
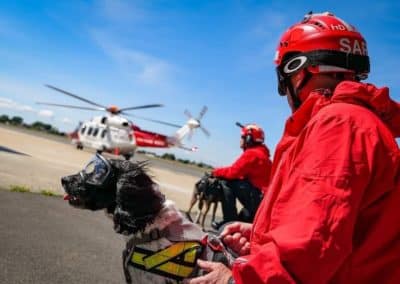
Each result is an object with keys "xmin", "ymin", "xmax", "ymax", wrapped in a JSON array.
[
  {"xmin": 220, "ymin": 222, "xmax": 252, "ymax": 256},
  {"xmin": 184, "ymin": 259, "xmax": 232, "ymax": 284}
]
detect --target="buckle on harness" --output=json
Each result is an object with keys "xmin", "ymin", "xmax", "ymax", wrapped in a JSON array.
[
  {"xmin": 202, "ymin": 235, "xmax": 236, "ymax": 268},
  {"xmin": 208, "ymin": 236, "xmax": 224, "ymax": 252},
  {"xmin": 149, "ymin": 228, "xmax": 161, "ymax": 241}
]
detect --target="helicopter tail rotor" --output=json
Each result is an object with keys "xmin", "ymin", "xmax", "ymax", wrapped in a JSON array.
[{"xmin": 184, "ymin": 106, "xmax": 210, "ymax": 139}]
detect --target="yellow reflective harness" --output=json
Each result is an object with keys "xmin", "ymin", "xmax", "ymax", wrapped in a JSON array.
[
  {"xmin": 122, "ymin": 229, "xmax": 234, "ymax": 283},
  {"xmin": 129, "ymin": 241, "xmax": 202, "ymax": 281}
]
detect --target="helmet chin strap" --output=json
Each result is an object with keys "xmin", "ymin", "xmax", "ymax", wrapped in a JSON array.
[
  {"xmin": 285, "ymin": 69, "xmax": 312, "ymax": 110},
  {"xmin": 287, "ymin": 82, "xmax": 302, "ymax": 110}
]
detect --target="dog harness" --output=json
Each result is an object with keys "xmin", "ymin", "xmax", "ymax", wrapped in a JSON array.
[
  {"xmin": 122, "ymin": 228, "xmax": 235, "ymax": 283},
  {"xmin": 123, "ymin": 228, "xmax": 203, "ymax": 283}
]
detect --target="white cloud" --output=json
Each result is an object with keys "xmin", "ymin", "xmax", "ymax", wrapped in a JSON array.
[
  {"xmin": 91, "ymin": 30, "xmax": 175, "ymax": 86},
  {"xmin": 0, "ymin": 97, "xmax": 56, "ymax": 120},
  {"xmin": 0, "ymin": 97, "xmax": 13, "ymax": 107},
  {"xmin": 252, "ymin": 10, "xmax": 288, "ymax": 38},
  {"xmin": 118, "ymin": 48, "xmax": 173, "ymax": 85},
  {"xmin": 0, "ymin": 97, "xmax": 35, "ymax": 112},
  {"xmin": 97, "ymin": 0, "xmax": 146, "ymax": 23},
  {"xmin": 62, "ymin": 117, "xmax": 73, "ymax": 124},
  {"xmin": 38, "ymin": 109, "xmax": 54, "ymax": 118}
]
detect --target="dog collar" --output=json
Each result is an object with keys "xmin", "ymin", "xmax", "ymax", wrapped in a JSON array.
[{"xmin": 126, "ymin": 228, "xmax": 169, "ymax": 248}]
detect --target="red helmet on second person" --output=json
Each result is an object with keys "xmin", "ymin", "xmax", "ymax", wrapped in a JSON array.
[
  {"xmin": 275, "ymin": 12, "xmax": 370, "ymax": 97},
  {"xmin": 241, "ymin": 124, "xmax": 265, "ymax": 144}
]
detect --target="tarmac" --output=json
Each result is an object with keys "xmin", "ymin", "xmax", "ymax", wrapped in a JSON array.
[{"xmin": 0, "ymin": 189, "xmax": 125, "ymax": 284}]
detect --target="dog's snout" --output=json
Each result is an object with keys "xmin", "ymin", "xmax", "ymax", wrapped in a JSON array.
[{"xmin": 61, "ymin": 176, "xmax": 69, "ymax": 188}]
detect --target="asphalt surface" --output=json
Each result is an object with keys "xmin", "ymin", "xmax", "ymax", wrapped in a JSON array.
[
  {"xmin": 0, "ymin": 190, "xmax": 220, "ymax": 284},
  {"xmin": 0, "ymin": 189, "xmax": 125, "ymax": 284}
]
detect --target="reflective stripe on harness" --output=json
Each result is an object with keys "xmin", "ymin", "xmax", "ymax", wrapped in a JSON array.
[{"xmin": 129, "ymin": 242, "xmax": 202, "ymax": 281}]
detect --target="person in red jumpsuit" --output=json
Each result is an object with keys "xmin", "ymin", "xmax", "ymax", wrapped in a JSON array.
[
  {"xmin": 187, "ymin": 12, "xmax": 400, "ymax": 284},
  {"xmin": 211, "ymin": 123, "xmax": 272, "ymax": 230}
]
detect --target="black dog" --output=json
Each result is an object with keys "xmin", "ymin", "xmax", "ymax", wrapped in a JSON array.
[
  {"xmin": 61, "ymin": 154, "xmax": 234, "ymax": 284},
  {"xmin": 186, "ymin": 173, "xmax": 222, "ymax": 229}
]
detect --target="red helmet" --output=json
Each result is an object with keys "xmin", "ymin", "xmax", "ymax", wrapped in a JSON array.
[
  {"xmin": 241, "ymin": 124, "xmax": 264, "ymax": 144},
  {"xmin": 275, "ymin": 12, "xmax": 370, "ymax": 97}
]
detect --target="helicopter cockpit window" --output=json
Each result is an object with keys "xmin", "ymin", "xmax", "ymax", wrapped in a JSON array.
[
  {"xmin": 93, "ymin": 128, "xmax": 99, "ymax": 137},
  {"xmin": 87, "ymin": 127, "xmax": 93, "ymax": 136},
  {"xmin": 80, "ymin": 126, "xmax": 87, "ymax": 135},
  {"xmin": 101, "ymin": 129, "xmax": 107, "ymax": 139}
]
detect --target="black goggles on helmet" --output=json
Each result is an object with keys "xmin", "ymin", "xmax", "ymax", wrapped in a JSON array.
[
  {"xmin": 276, "ymin": 49, "xmax": 370, "ymax": 96},
  {"xmin": 80, "ymin": 154, "xmax": 112, "ymax": 186}
]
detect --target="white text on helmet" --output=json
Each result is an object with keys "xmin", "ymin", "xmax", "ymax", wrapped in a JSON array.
[
  {"xmin": 330, "ymin": 24, "xmax": 347, "ymax": 31},
  {"xmin": 339, "ymin": 38, "xmax": 368, "ymax": 55}
]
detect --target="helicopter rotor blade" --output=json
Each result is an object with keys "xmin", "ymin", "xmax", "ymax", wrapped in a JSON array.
[
  {"xmin": 197, "ymin": 106, "xmax": 208, "ymax": 120},
  {"xmin": 45, "ymin": 84, "xmax": 106, "ymax": 109},
  {"xmin": 119, "ymin": 104, "xmax": 164, "ymax": 112},
  {"xmin": 36, "ymin": 102, "xmax": 105, "ymax": 111},
  {"xmin": 200, "ymin": 126, "xmax": 210, "ymax": 137},
  {"xmin": 124, "ymin": 113, "xmax": 181, "ymax": 128},
  {"xmin": 235, "ymin": 121, "xmax": 245, "ymax": 128}
]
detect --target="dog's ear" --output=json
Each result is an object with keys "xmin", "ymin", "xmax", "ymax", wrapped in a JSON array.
[
  {"xmin": 196, "ymin": 173, "xmax": 212, "ymax": 192},
  {"xmin": 112, "ymin": 160, "xmax": 166, "ymax": 234}
]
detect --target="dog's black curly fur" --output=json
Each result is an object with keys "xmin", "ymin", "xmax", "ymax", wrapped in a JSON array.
[
  {"xmin": 113, "ymin": 160, "xmax": 165, "ymax": 235},
  {"xmin": 61, "ymin": 158, "xmax": 165, "ymax": 235}
]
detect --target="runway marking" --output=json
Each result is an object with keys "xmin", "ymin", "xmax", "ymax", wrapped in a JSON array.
[{"xmin": 0, "ymin": 145, "xmax": 29, "ymax": 156}]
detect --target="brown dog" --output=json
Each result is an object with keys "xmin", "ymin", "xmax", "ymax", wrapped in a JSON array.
[{"xmin": 186, "ymin": 174, "xmax": 222, "ymax": 229}]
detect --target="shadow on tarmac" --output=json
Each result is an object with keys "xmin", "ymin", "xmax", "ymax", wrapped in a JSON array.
[{"xmin": 0, "ymin": 145, "xmax": 29, "ymax": 156}]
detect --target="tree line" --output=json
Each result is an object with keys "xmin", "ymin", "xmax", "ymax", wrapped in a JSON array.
[
  {"xmin": 0, "ymin": 114, "xmax": 65, "ymax": 136},
  {"xmin": 137, "ymin": 151, "xmax": 213, "ymax": 169}
]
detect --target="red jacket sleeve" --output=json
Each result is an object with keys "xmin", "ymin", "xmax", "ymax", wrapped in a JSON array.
[
  {"xmin": 212, "ymin": 150, "xmax": 254, "ymax": 180},
  {"xmin": 232, "ymin": 107, "xmax": 380, "ymax": 283}
]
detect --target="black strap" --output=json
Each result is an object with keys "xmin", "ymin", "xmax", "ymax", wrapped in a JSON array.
[
  {"xmin": 286, "ymin": 79, "xmax": 302, "ymax": 109},
  {"xmin": 305, "ymin": 50, "xmax": 370, "ymax": 74},
  {"xmin": 279, "ymin": 49, "xmax": 370, "ymax": 75},
  {"xmin": 122, "ymin": 249, "xmax": 132, "ymax": 284},
  {"xmin": 126, "ymin": 228, "xmax": 169, "ymax": 250}
]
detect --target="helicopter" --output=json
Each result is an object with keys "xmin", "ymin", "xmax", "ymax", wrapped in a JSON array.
[{"xmin": 37, "ymin": 85, "xmax": 210, "ymax": 160}]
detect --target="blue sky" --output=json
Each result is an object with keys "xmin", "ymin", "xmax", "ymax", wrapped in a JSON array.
[{"xmin": 0, "ymin": 0, "xmax": 399, "ymax": 166}]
